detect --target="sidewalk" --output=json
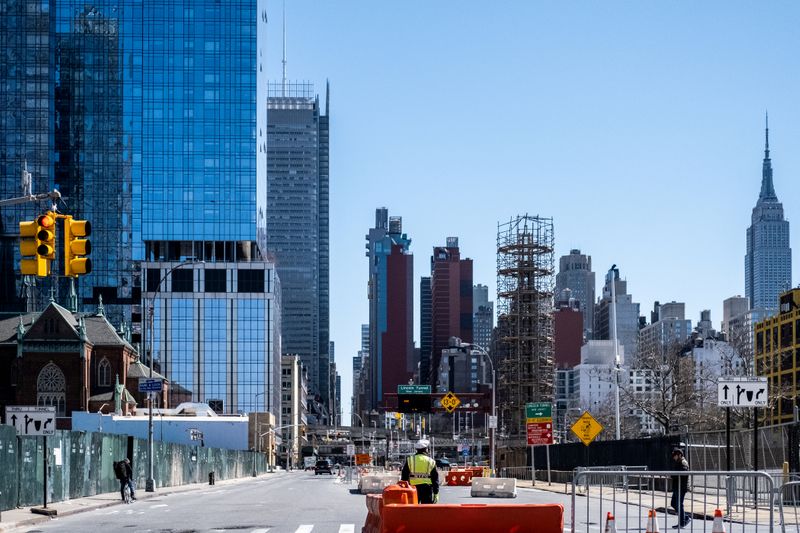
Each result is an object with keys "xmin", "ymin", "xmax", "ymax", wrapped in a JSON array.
[{"xmin": 0, "ymin": 472, "xmax": 281, "ymax": 532}]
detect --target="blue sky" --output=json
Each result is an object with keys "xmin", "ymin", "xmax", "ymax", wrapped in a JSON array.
[{"xmin": 268, "ymin": 1, "xmax": 800, "ymax": 424}]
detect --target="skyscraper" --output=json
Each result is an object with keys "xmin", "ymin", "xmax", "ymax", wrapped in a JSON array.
[
  {"xmin": 429, "ymin": 237, "xmax": 473, "ymax": 390},
  {"xmin": 745, "ymin": 117, "xmax": 791, "ymax": 315},
  {"xmin": 267, "ymin": 81, "xmax": 330, "ymax": 413},
  {"xmin": 472, "ymin": 284, "xmax": 494, "ymax": 355},
  {"xmin": 419, "ymin": 277, "xmax": 432, "ymax": 383},
  {"xmin": 555, "ymin": 249, "xmax": 595, "ymax": 340},
  {"xmin": 594, "ymin": 267, "xmax": 640, "ymax": 360},
  {"xmin": 1, "ymin": 1, "xmax": 139, "ymax": 322},
  {"xmin": 141, "ymin": 0, "xmax": 279, "ymax": 416},
  {"xmin": 364, "ymin": 209, "xmax": 414, "ymax": 412}
]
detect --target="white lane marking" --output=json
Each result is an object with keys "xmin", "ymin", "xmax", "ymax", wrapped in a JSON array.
[
  {"xmin": 105, "ymin": 510, "xmax": 120, "ymax": 515},
  {"xmin": 250, "ymin": 529, "xmax": 271, "ymax": 533},
  {"xmin": 294, "ymin": 526, "xmax": 314, "ymax": 533},
  {"xmin": 338, "ymin": 525, "xmax": 355, "ymax": 533},
  {"xmin": 150, "ymin": 504, "xmax": 168, "ymax": 508}
]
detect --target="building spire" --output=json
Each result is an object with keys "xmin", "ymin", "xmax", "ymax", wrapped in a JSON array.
[
  {"xmin": 281, "ymin": 0, "xmax": 287, "ymax": 97},
  {"xmin": 759, "ymin": 112, "xmax": 777, "ymax": 202}
]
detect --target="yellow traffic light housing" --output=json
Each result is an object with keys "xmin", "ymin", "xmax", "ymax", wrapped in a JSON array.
[
  {"xmin": 36, "ymin": 213, "xmax": 56, "ymax": 259},
  {"xmin": 64, "ymin": 217, "xmax": 92, "ymax": 277},
  {"xmin": 19, "ymin": 219, "xmax": 46, "ymax": 276}
]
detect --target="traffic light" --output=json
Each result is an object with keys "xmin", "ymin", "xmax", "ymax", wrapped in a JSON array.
[
  {"xmin": 19, "ymin": 219, "xmax": 45, "ymax": 276},
  {"xmin": 398, "ymin": 394, "xmax": 432, "ymax": 413},
  {"xmin": 36, "ymin": 212, "xmax": 56, "ymax": 260},
  {"xmin": 64, "ymin": 217, "xmax": 92, "ymax": 277}
]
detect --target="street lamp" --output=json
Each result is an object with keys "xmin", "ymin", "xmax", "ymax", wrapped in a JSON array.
[
  {"xmin": 144, "ymin": 259, "xmax": 203, "ymax": 493},
  {"xmin": 448, "ymin": 337, "xmax": 496, "ymax": 477},
  {"xmin": 608, "ymin": 265, "xmax": 621, "ymax": 441}
]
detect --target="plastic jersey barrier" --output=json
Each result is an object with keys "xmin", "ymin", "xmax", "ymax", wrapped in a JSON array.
[{"xmin": 380, "ymin": 503, "xmax": 564, "ymax": 533}]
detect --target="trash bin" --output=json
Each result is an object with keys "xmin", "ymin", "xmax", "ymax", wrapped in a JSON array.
[{"xmin": 209, "ymin": 472, "xmax": 215, "ymax": 485}]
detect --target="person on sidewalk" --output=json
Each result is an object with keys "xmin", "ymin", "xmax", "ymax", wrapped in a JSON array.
[
  {"xmin": 401, "ymin": 439, "xmax": 440, "ymax": 504},
  {"xmin": 114, "ymin": 458, "xmax": 137, "ymax": 501},
  {"xmin": 670, "ymin": 447, "xmax": 690, "ymax": 528}
]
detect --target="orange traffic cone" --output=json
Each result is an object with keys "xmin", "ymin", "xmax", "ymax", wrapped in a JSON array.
[
  {"xmin": 712, "ymin": 509, "xmax": 726, "ymax": 533},
  {"xmin": 645, "ymin": 509, "xmax": 660, "ymax": 533},
  {"xmin": 605, "ymin": 511, "xmax": 617, "ymax": 532}
]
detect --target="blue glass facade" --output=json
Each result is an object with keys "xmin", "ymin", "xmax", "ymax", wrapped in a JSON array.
[
  {"xmin": 140, "ymin": 1, "xmax": 267, "ymax": 247},
  {"xmin": 146, "ymin": 263, "xmax": 280, "ymax": 415}
]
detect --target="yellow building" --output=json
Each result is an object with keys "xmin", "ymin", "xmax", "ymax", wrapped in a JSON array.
[{"xmin": 755, "ymin": 288, "xmax": 800, "ymax": 425}]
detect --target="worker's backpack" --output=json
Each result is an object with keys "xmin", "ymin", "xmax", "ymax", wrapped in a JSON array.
[{"xmin": 113, "ymin": 461, "xmax": 126, "ymax": 480}]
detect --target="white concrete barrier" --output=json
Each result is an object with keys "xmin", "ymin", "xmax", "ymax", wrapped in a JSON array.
[
  {"xmin": 470, "ymin": 477, "xmax": 517, "ymax": 498},
  {"xmin": 359, "ymin": 474, "xmax": 400, "ymax": 494}
]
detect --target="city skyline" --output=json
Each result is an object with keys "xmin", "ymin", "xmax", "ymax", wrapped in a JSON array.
[{"xmin": 267, "ymin": 2, "xmax": 800, "ymax": 425}]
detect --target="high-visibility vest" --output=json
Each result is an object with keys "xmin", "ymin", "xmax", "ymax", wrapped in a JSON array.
[{"xmin": 406, "ymin": 454, "xmax": 435, "ymax": 486}]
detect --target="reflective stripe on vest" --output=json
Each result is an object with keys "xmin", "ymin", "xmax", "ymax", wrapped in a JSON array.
[{"xmin": 406, "ymin": 454, "xmax": 435, "ymax": 486}]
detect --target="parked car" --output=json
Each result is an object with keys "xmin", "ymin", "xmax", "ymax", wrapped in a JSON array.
[
  {"xmin": 315, "ymin": 459, "xmax": 333, "ymax": 475},
  {"xmin": 435, "ymin": 457, "xmax": 451, "ymax": 469}
]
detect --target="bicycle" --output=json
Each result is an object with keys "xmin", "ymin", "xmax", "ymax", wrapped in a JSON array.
[{"xmin": 122, "ymin": 480, "xmax": 135, "ymax": 504}]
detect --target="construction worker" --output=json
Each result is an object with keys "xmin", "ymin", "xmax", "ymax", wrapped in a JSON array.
[{"xmin": 401, "ymin": 439, "xmax": 440, "ymax": 504}]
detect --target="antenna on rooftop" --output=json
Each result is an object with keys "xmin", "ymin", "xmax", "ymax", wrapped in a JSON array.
[{"xmin": 281, "ymin": 0, "xmax": 287, "ymax": 97}]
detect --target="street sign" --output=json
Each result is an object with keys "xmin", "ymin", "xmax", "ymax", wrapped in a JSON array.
[
  {"xmin": 398, "ymin": 384, "xmax": 431, "ymax": 394},
  {"xmin": 526, "ymin": 402, "xmax": 552, "ymax": 422},
  {"xmin": 346, "ymin": 444, "xmax": 356, "ymax": 456},
  {"xmin": 355, "ymin": 453, "xmax": 371, "ymax": 465},
  {"xmin": 4, "ymin": 406, "xmax": 56, "ymax": 436},
  {"xmin": 571, "ymin": 411, "xmax": 603, "ymax": 446},
  {"xmin": 526, "ymin": 421, "xmax": 553, "ymax": 445},
  {"xmin": 138, "ymin": 378, "xmax": 163, "ymax": 393},
  {"xmin": 717, "ymin": 377, "xmax": 768, "ymax": 407},
  {"xmin": 488, "ymin": 415, "xmax": 498, "ymax": 429},
  {"xmin": 441, "ymin": 391, "xmax": 461, "ymax": 413}
]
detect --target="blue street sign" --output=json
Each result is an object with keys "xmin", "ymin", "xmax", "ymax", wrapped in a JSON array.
[{"xmin": 138, "ymin": 378, "xmax": 163, "ymax": 393}]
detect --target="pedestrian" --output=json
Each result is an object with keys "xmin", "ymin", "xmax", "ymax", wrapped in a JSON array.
[
  {"xmin": 400, "ymin": 439, "xmax": 440, "ymax": 504},
  {"xmin": 114, "ymin": 457, "xmax": 137, "ymax": 502},
  {"xmin": 670, "ymin": 447, "xmax": 690, "ymax": 528}
]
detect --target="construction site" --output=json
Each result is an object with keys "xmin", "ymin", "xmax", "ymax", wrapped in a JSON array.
[{"xmin": 495, "ymin": 215, "xmax": 555, "ymax": 468}]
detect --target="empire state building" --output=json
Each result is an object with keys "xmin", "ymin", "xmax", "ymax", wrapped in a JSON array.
[{"xmin": 745, "ymin": 116, "xmax": 792, "ymax": 315}]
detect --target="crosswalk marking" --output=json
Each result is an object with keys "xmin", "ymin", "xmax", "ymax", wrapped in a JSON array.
[
  {"xmin": 338, "ymin": 525, "xmax": 355, "ymax": 533},
  {"xmin": 294, "ymin": 526, "xmax": 314, "ymax": 533}
]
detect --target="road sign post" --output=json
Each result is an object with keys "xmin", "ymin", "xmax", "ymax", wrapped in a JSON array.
[
  {"xmin": 718, "ymin": 377, "xmax": 768, "ymax": 472},
  {"xmin": 3, "ymin": 406, "xmax": 57, "ymax": 516}
]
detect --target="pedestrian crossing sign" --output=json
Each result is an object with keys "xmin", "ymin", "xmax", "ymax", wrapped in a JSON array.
[{"xmin": 570, "ymin": 411, "xmax": 603, "ymax": 446}]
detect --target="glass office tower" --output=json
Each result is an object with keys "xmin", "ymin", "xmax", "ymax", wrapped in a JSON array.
[
  {"xmin": 141, "ymin": 0, "xmax": 276, "ymax": 415},
  {"xmin": 266, "ymin": 81, "xmax": 330, "ymax": 418}
]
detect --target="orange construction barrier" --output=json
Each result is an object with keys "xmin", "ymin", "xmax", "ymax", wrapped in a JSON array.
[
  {"xmin": 445, "ymin": 469, "xmax": 473, "ymax": 486},
  {"xmin": 380, "ymin": 503, "xmax": 564, "ymax": 533},
  {"xmin": 362, "ymin": 494, "xmax": 384, "ymax": 533},
  {"xmin": 383, "ymin": 481, "xmax": 418, "ymax": 505},
  {"xmin": 469, "ymin": 467, "xmax": 485, "ymax": 478}
]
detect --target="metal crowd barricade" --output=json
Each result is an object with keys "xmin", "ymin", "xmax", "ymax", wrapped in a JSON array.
[
  {"xmin": 571, "ymin": 470, "xmax": 776, "ymax": 533},
  {"xmin": 778, "ymin": 480, "xmax": 800, "ymax": 532}
]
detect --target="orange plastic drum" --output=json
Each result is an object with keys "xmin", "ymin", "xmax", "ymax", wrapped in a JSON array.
[{"xmin": 382, "ymin": 480, "xmax": 418, "ymax": 505}]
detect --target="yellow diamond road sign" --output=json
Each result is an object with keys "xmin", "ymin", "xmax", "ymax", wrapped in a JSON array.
[
  {"xmin": 571, "ymin": 411, "xmax": 603, "ymax": 446},
  {"xmin": 440, "ymin": 392, "xmax": 461, "ymax": 413}
]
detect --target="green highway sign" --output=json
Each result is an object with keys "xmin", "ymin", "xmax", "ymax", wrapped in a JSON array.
[
  {"xmin": 525, "ymin": 402, "xmax": 552, "ymax": 420},
  {"xmin": 398, "ymin": 385, "xmax": 431, "ymax": 394}
]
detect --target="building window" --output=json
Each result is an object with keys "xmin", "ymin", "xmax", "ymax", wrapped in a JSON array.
[
  {"xmin": 205, "ymin": 269, "xmax": 226, "ymax": 292},
  {"xmin": 37, "ymin": 362, "xmax": 66, "ymax": 417},
  {"xmin": 97, "ymin": 358, "xmax": 111, "ymax": 387},
  {"xmin": 171, "ymin": 269, "xmax": 194, "ymax": 292},
  {"xmin": 146, "ymin": 268, "xmax": 161, "ymax": 292},
  {"xmin": 237, "ymin": 269, "xmax": 264, "ymax": 293}
]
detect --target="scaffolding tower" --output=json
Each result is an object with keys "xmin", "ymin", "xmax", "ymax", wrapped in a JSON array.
[{"xmin": 495, "ymin": 215, "xmax": 555, "ymax": 448}]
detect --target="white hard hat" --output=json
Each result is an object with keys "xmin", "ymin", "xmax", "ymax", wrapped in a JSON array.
[{"xmin": 415, "ymin": 439, "xmax": 429, "ymax": 450}]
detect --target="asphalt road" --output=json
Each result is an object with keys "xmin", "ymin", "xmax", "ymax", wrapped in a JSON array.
[{"xmin": 15, "ymin": 471, "xmax": 771, "ymax": 532}]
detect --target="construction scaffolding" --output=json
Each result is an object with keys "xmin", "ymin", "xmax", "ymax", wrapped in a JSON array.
[{"xmin": 495, "ymin": 215, "xmax": 555, "ymax": 460}]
